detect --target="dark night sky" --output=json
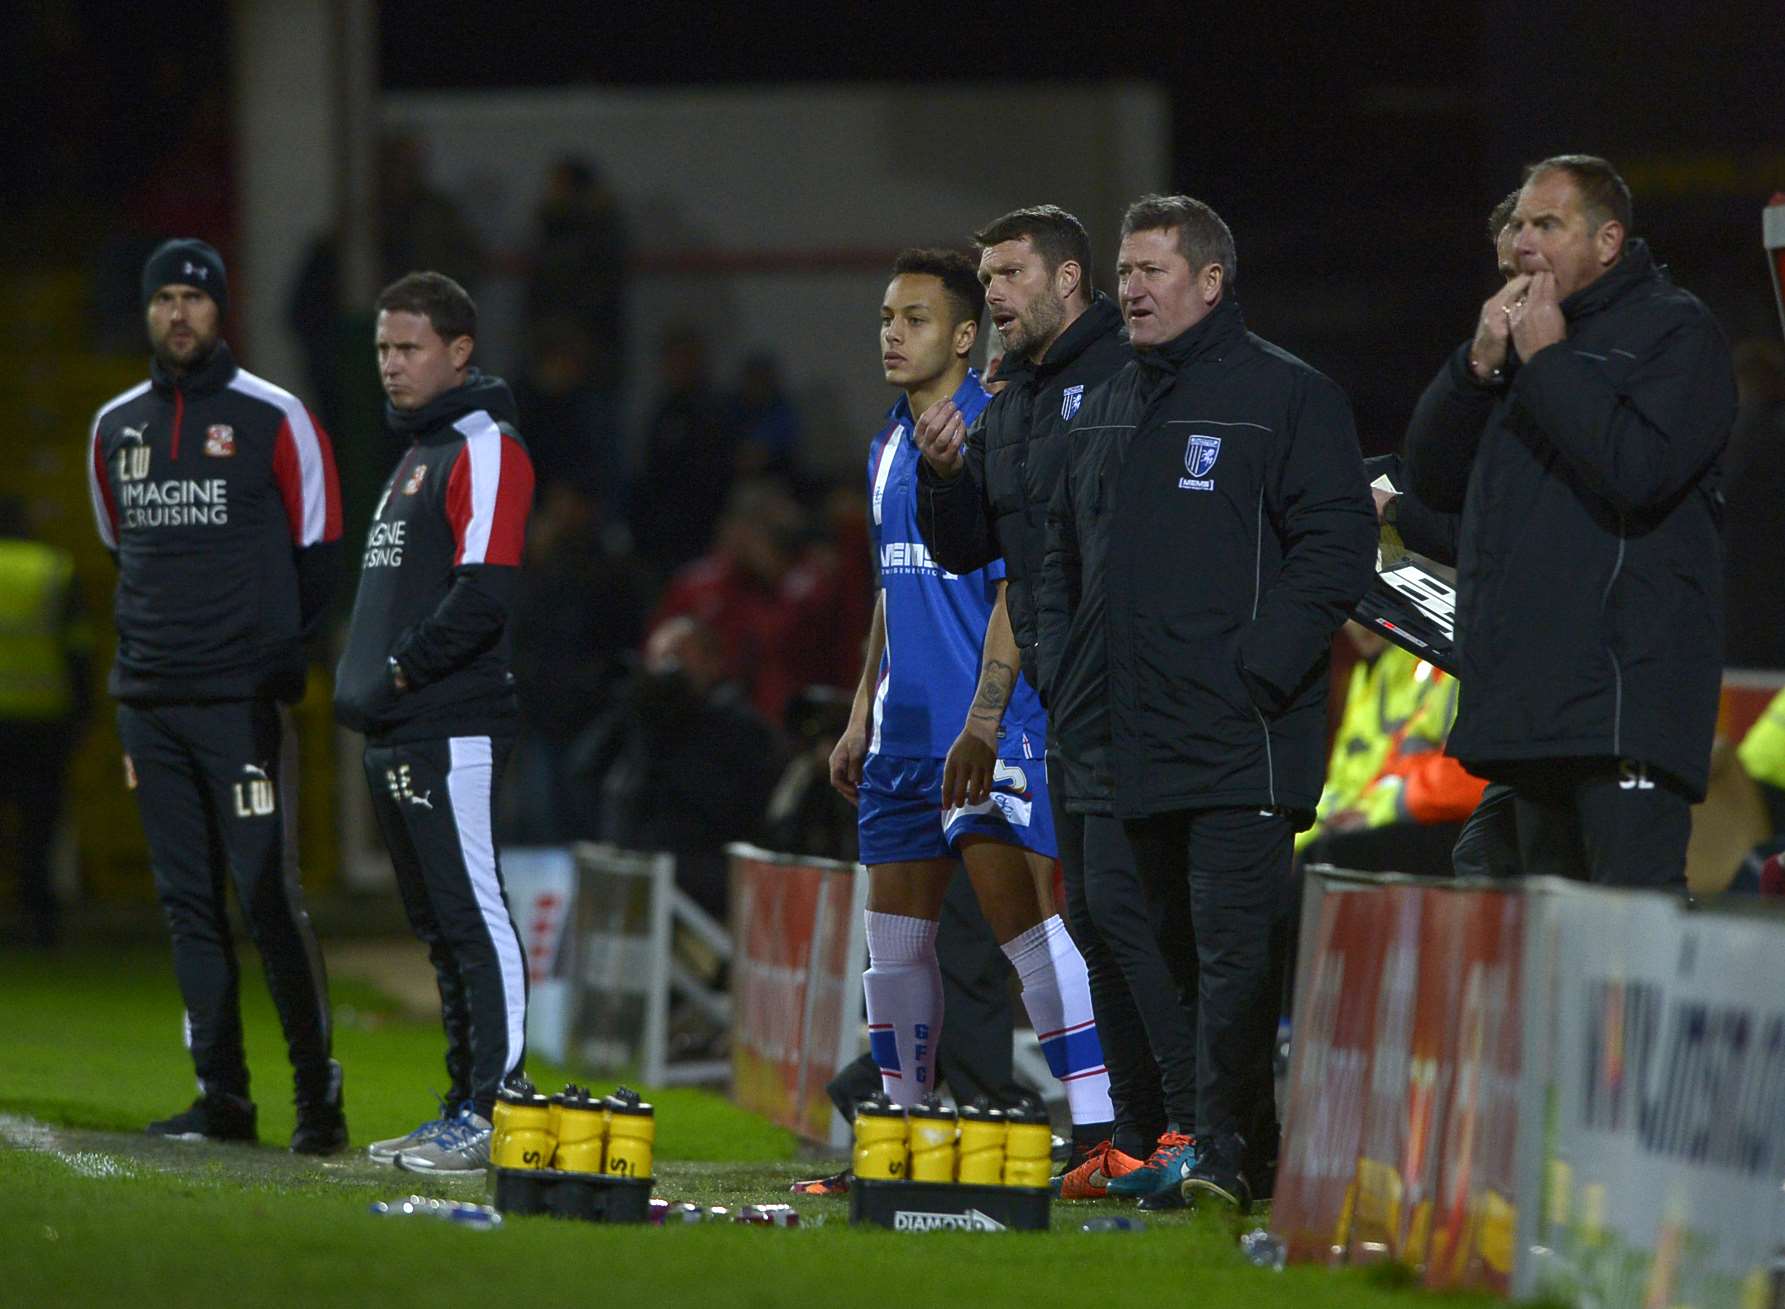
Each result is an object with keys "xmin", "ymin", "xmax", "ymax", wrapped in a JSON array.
[
  {"xmin": 367, "ymin": 0, "xmax": 1782, "ymax": 442},
  {"xmin": 13, "ymin": 0, "xmax": 1781, "ymax": 446}
]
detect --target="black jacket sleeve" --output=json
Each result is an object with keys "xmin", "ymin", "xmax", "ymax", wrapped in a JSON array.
[
  {"xmin": 1237, "ymin": 377, "xmax": 1378, "ymax": 713},
  {"xmin": 390, "ymin": 564, "xmax": 518, "ymax": 687},
  {"xmin": 294, "ymin": 540, "xmax": 341, "ymax": 642},
  {"xmin": 1404, "ymin": 342, "xmax": 1500, "ymax": 515},
  {"xmin": 1392, "ymin": 488, "xmax": 1461, "ymax": 565},
  {"xmin": 1034, "ymin": 454, "xmax": 1080, "ymax": 709},
  {"xmin": 915, "ymin": 410, "xmax": 1001, "ymax": 575},
  {"xmin": 1511, "ymin": 312, "xmax": 1735, "ymax": 513}
]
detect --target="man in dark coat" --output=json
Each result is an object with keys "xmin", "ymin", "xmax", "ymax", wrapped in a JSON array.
[
  {"xmin": 1404, "ymin": 155, "xmax": 1736, "ymax": 891},
  {"xmin": 1039, "ymin": 194, "xmax": 1375, "ymax": 1211}
]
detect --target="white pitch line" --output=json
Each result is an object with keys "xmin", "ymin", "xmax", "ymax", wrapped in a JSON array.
[{"xmin": 0, "ymin": 1113, "xmax": 141, "ymax": 1180}]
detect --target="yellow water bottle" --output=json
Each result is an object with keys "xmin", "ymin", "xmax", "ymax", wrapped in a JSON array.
[
  {"xmin": 601, "ymin": 1086, "xmax": 655, "ymax": 1180},
  {"xmin": 851, "ymin": 1094, "xmax": 909, "ymax": 1181},
  {"xmin": 906, "ymin": 1097, "xmax": 957, "ymax": 1183},
  {"xmin": 489, "ymin": 1079, "xmax": 554, "ymax": 1170},
  {"xmin": 547, "ymin": 1083, "xmax": 581, "ymax": 1145},
  {"xmin": 552, "ymin": 1085, "xmax": 606, "ymax": 1174},
  {"xmin": 955, "ymin": 1099, "xmax": 1007, "ymax": 1185},
  {"xmin": 1003, "ymin": 1096, "xmax": 1052, "ymax": 1189}
]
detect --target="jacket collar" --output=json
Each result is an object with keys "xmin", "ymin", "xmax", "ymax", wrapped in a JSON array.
[
  {"xmin": 1560, "ymin": 237, "xmax": 1658, "ymax": 324},
  {"xmin": 150, "ymin": 340, "xmax": 237, "ymax": 398},
  {"xmin": 385, "ymin": 368, "xmax": 520, "ymax": 441},
  {"xmin": 1033, "ymin": 292, "xmax": 1126, "ymax": 380},
  {"xmin": 1138, "ymin": 295, "xmax": 1245, "ymax": 378},
  {"xmin": 890, "ymin": 368, "xmax": 983, "ymax": 424}
]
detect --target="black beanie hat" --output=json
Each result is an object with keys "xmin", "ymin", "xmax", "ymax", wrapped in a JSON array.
[{"xmin": 141, "ymin": 239, "xmax": 228, "ymax": 317}]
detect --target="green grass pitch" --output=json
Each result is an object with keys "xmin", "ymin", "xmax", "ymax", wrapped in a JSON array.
[{"xmin": 0, "ymin": 945, "xmax": 1504, "ymax": 1308}]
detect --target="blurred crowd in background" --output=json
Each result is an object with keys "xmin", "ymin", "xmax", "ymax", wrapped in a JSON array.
[
  {"xmin": 5, "ymin": 4, "xmax": 1785, "ymax": 949},
  {"xmin": 274, "ymin": 138, "xmax": 878, "ymax": 877}
]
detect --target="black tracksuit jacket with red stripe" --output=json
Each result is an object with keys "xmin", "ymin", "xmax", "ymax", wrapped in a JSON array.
[
  {"xmin": 86, "ymin": 342, "xmax": 343, "ymax": 704},
  {"xmin": 334, "ymin": 372, "xmax": 536, "ymax": 744}
]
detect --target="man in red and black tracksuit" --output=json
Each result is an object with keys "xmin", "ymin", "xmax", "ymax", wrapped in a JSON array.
[
  {"xmin": 87, "ymin": 238, "xmax": 347, "ymax": 1152},
  {"xmin": 335, "ymin": 271, "xmax": 536, "ymax": 1174}
]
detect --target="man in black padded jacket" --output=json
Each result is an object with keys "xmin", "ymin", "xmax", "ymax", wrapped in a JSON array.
[
  {"xmin": 1038, "ymin": 194, "xmax": 1375, "ymax": 1212},
  {"xmin": 912, "ymin": 207, "xmax": 1193, "ymax": 1202},
  {"xmin": 1404, "ymin": 155, "xmax": 1735, "ymax": 892}
]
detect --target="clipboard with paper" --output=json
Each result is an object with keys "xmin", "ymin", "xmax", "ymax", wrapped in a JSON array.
[{"xmin": 1352, "ymin": 473, "xmax": 1460, "ymax": 676}]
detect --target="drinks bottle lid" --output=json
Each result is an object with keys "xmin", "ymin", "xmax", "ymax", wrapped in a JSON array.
[
  {"xmin": 958, "ymin": 1098, "xmax": 1006, "ymax": 1123},
  {"xmin": 497, "ymin": 1077, "xmax": 549, "ymax": 1107},
  {"xmin": 1004, "ymin": 1094, "xmax": 1049, "ymax": 1125},
  {"xmin": 555, "ymin": 1085, "xmax": 601, "ymax": 1110},
  {"xmin": 853, "ymin": 1093, "xmax": 902, "ymax": 1119},
  {"xmin": 907, "ymin": 1095, "xmax": 956, "ymax": 1120},
  {"xmin": 605, "ymin": 1085, "xmax": 653, "ymax": 1116}
]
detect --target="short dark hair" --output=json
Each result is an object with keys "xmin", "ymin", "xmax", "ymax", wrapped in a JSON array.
[
  {"xmin": 889, "ymin": 248, "xmax": 986, "ymax": 327},
  {"xmin": 1487, "ymin": 189, "xmax": 1521, "ymax": 245},
  {"xmin": 1120, "ymin": 194, "xmax": 1237, "ymax": 287},
  {"xmin": 1524, "ymin": 154, "xmax": 1634, "ymax": 235},
  {"xmin": 376, "ymin": 271, "xmax": 477, "ymax": 342},
  {"xmin": 973, "ymin": 205, "xmax": 1095, "ymax": 300}
]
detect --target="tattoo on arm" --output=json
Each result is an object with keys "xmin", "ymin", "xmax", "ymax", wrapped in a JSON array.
[{"xmin": 969, "ymin": 658, "xmax": 1016, "ymax": 724}]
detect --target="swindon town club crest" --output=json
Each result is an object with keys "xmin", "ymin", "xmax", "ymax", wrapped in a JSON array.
[
  {"xmin": 204, "ymin": 424, "xmax": 236, "ymax": 457},
  {"xmin": 403, "ymin": 463, "xmax": 428, "ymax": 495}
]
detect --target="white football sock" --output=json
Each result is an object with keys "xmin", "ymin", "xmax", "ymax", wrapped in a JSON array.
[
  {"xmin": 1002, "ymin": 914, "xmax": 1114, "ymax": 1126},
  {"xmin": 863, "ymin": 910, "xmax": 943, "ymax": 1108}
]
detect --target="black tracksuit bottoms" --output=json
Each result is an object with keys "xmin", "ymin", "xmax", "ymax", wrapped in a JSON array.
[
  {"xmin": 1451, "ymin": 781, "xmax": 1521, "ymax": 879},
  {"xmin": 1050, "ymin": 757, "xmax": 1199, "ymax": 1154},
  {"xmin": 117, "ymin": 699, "xmax": 334, "ymax": 1103},
  {"xmin": 1123, "ymin": 806, "xmax": 1292, "ymax": 1162},
  {"xmin": 363, "ymin": 735, "xmax": 527, "ymax": 1117}
]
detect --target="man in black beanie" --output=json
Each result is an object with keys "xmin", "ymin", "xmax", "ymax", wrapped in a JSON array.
[
  {"xmin": 87, "ymin": 237, "xmax": 349, "ymax": 1153},
  {"xmin": 140, "ymin": 238, "xmax": 230, "ymax": 322}
]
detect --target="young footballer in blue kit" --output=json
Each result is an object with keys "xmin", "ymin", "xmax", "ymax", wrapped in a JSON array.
[{"xmin": 830, "ymin": 249, "xmax": 1113, "ymax": 1146}]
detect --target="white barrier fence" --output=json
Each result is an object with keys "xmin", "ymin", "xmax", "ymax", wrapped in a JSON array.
[
  {"xmin": 504, "ymin": 841, "xmax": 1107, "ymax": 1151},
  {"xmin": 1518, "ymin": 888, "xmax": 1785, "ymax": 1305},
  {"xmin": 502, "ymin": 843, "xmax": 731, "ymax": 1087},
  {"xmin": 1273, "ymin": 869, "xmax": 1785, "ymax": 1304}
]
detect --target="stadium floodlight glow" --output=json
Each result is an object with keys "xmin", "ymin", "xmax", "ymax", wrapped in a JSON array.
[{"xmin": 1766, "ymin": 193, "xmax": 1785, "ymax": 341}]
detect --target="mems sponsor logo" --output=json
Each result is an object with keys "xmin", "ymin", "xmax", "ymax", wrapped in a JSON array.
[{"xmin": 878, "ymin": 540, "xmax": 959, "ymax": 579}]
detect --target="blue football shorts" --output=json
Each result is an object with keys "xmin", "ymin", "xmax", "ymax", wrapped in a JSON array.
[{"xmin": 856, "ymin": 752, "xmax": 1057, "ymax": 865}]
